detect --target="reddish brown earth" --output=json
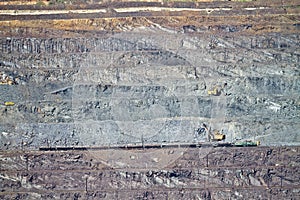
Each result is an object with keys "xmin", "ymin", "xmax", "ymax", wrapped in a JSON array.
[{"xmin": 1, "ymin": 146, "xmax": 299, "ymax": 199}]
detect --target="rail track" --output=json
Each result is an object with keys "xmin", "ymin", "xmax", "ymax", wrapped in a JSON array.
[{"xmin": 37, "ymin": 141, "xmax": 258, "ymax": 151}]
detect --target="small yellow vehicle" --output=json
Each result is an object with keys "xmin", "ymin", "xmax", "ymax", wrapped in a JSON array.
[
  {"xmin": 4, "ymin": 102, "xmax": 15, "ymax": 106},
  {"xmin": 211, "ymin": 130, "xmax": 226, "ymax": 141},
  {"xmin": 207, "ymin": 87, "xmax": 221, "ymax": 96},
  {"xmin": 201, "ymin": 124, "xmax": 226, "ymax": 141},
  {"xmin": 0, "ymin": 80, "xmax": 14, "ymax": 85}
]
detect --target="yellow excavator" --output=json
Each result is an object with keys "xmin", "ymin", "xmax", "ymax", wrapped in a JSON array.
[
  {"xmin": 0, "ymin": 75, "xmax": 15, "ymax": 85},
  {"xmin": 210, "ymin": 130, "xmax": 225, "ymax": 141},
  {"xmin": 207, "ymin": 83, "xmax": 227, "ymax": 96},
  {"xmin": 4, "ymin": 102, "xmax": 15, "ymax": 106},
  {"xmin": 202, "ymin": 124, "xmax": 226, "ymax": 141},
  {"xmin": 207, "ymin": 87, "xmax": 221, "ymax": 96}
]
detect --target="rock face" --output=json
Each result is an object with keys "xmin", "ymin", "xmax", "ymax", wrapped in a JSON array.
[
  {"xmin": 0, "ymin": 0, "xmax": 299, "ymax": 199},
  {"xmin": 0, "ymin": 31, "xmax": 299, "ymax": 149},
  {"xmin": 1, "ymin": 146, "xmax": 299, "ymax": 199},
  {"xmin": 1, "ymin": 0, "xmax": 300, "ymax": 149}
]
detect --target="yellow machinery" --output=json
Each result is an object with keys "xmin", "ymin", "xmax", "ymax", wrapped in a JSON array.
[
  {"xmin": 206, "ymin": 83, "xmax": 228, "ymax": 141},
  {"xmin": 210, "ymin": 130, "xmax": 226, "ymax": 141},
  {"xmin": 0, "ymin": 80, "xmax": 14, "ymax": 85},
  {"xmin": 0, "ymin": 74, "xmax": 14, "ymax": 85},
  {"xmin": 4, "ymin": 102, "xmax": 15, "ymax": 106},
  {"xmin": 208, "ymin": 83, "xmax": 228, "ymax": 96},
  {"xmin": 208, "ymin": 87, "xmax": 217, "ymax": 95},
  {"xmin": 202, "ymin": 124, "xmax": 226, "ymax": 141},
  {"xmin": 207, "ymin": 86, "xmax": 221, "ymax": 96}
]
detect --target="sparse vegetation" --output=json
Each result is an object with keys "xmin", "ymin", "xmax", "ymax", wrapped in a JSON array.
[
  {"xmin": 49, "ymin": 0, "xmax": 65, "ymax": 5},
  {"xmin": 36, "ymin": 1, "xmax": 46, "ymax": 6}
]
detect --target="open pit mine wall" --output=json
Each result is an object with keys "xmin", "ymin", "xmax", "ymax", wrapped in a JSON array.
[
  {"xmin": 0, "ymin": 30, "xmax": 299, "ymax": 150},
  {"xmin": 1, "ymin": 146, "xmax": 300, "ymax": 199}
]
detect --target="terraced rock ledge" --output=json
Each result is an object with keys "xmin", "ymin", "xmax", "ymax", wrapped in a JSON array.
[{"xmin": 0, "ymin": 0, "xmax": 299, "ymax": 199}]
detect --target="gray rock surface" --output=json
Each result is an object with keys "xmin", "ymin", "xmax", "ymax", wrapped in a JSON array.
[{"xmin": 0, "ymin": 30, "xmax": 299, "ymax": 150}]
